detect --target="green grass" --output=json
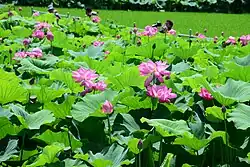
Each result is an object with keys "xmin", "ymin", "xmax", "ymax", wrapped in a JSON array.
[{"xmin": 19, "ymin": 6, "xmax": 250, "ymax": 37}]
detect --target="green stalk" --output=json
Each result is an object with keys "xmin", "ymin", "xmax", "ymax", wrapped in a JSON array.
[
  {"xmin": 67, "ymin": 128, "xmax": 72, "ymax": 157},
  {"xmin": 20, "ymin": 132, "xmax": 25, "ymax": 162},
  {"xmin": 9, "ymin": 52, "xmax": 11, "ymax": 65},
  {"xmin": 107, "ymin": 115, "xmax": 112, "ymax": 144},
  {"xmin": 223, "ymin": 112, "xmax": 229, "ymax": 165},
  {"xmin": 138, "ymin": 152, "xmax": 141, "ymax": 167},
  {"xmin": 220, "ymin": 139, "xmax": 224, "ymax": 164},
  {"xmin": 151, "ymin": 47, "xmax": 155, "ymax": 59},
  {"xmin": 51, "ymin": 41, "xmax": 53, "ymax": 54},
  {"xmin": 159, "ymin": 138, "xmax": 163, "ymax": 165},
  {"xmin": 212, "ymin": 142, "xmax": 215, "ymax": 167},
  {"xmin": 164, "ymin": 32, "xmax": 167, "ymax": 43}
]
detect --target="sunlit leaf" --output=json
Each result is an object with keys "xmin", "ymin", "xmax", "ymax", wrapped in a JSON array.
[
  {"xmin": 44, "ymin": 96, "xmax": 76, "ymax": 119},
  {"xmin": 0, "ymin": 79, "xmax": 28, "ymax": 105},
  {"xmin": 141, "ymin": 117, "xmax": 191, "ymax": 137},
  {"xmin": 24, "ymin": 143, "xmax": 65, "ymax": 167},
  {"xmin": 34, "ymin": 130, "xmax": 82, "ymax": 151},
  {"xmin": 71, "ymin": 90, "xmax": 118, "ymax": 122},
  {"xmin": 228, "ymin": 104, "xmax": 250, "ymax": 130}
]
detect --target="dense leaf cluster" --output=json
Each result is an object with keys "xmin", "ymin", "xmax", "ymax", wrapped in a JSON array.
[{"xmin": 1, "ymin": 10, "xmax": 250, "ymax": 167}]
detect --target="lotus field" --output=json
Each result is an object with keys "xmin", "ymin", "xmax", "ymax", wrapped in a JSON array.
[{"xmin": 1, "ymin": 9, "xmax": 250, "ymax": 167}]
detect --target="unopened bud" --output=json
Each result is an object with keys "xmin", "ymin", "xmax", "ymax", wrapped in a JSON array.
[
  {"xmin": 137, "ymin": 39, "xmax": 141, "ymax": 46},
  {"xmin": 152, "ymin": 43, "xmax": 156, "ymax": 49},
  {"xmin": 137, "ymin": 139, "xmax": 143, "ymax": 150},
  {"xmin": 221, "ymin": 106, "xmax": 227, "ymax": 113}
]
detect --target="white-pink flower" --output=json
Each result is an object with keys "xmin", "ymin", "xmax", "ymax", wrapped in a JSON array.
[
  {"xmin": 168, "ymin": 29, "xmax": 176, "ymax": 35},
  {"xmin": 35, "ymin": 22, "xmax": 51, "ymax": 30},
  {"xmin": 226, "ymin": 36, "xmax": 236, "ymax": 45},
  {"xmin": 198, "ymin": 34, "xmax": 206, "ymax": 39},
  {"xmin": 32, "ymin": 30, "xmax": 44, "ymax": 39},
  {"xmin": 142, "ymin": 26, "xmax": 158, "ymax": 37},
  {"xmin": 72, "ymin": 67, "xmax": 99, "ymax": 83},
  {"xmin": 46, "ymin": 31, "xmax": 54, "ymax": 41},
  {"xmin": 92, "ymin": 16, "xmax": 101, "ymax": 23},
  {"xmin": 33, "ymin": 12, "xmax": 40, "ymax": 17},
  {"xmin": 138, "ymin": 60, "xmax": 171, "ymax": 83},
  {"xmin": 102, "ymin": 100, "xmax": 113, "ymax": 114},
  {"xmin": 93, "ymin": 41, "xmax": 104, "ymax": 47}
]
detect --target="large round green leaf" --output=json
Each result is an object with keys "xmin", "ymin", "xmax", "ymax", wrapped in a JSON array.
[
  {"xmin": 71, "ymin": 90, "xmax": 118, "ymax": 122},
  {"xmin": 33, "ymin": 130, "xmax": 82, "ymax": 151},
  {"xmin": 0, "ymin": 79, "xmax": 28, "ymax": 105},
  {"xmin": 140, "ymin": 117, "xmax": 191, "ymax": 137},
  {"xmin": 228, "ymin": 104, "xmax": 250, "ymax": 130},
  {"xmin": 199, "ymin": 78, "xmax": 250, "ymax": 105}
]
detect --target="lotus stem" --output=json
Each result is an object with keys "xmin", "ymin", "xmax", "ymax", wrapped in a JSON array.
[
  {"xmin": 223, "ymin": 112, "xmax": 229, "ymax": 165},
  {"xmin": 138, "ymin": 152, "xmax": 141, "ymax": 167},
  {"xmin": 67, "ymin": 127, "xmax": 73, "ymax": 157},
  {"xmin": 159, "ymin": 138, "xmax": 163, "ymax": 164},
  {"xmin": 20, "ymin": 132, "xmax": 25, "ymax": 162},
  {"xmin": 107, "ymin": 115, "xmax": 112, "ymax": 144}
]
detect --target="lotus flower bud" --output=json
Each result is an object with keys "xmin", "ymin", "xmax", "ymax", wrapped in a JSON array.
[
  {"xmin": 137, "ymin": 139, "xmax": 143, "ymax": 150},
  {"xmin": 221, "ymin": 106, "xmax": 227, "ymax": 113}
]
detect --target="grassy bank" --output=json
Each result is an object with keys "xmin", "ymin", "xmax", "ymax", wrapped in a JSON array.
[{"xmin": 19, "ymin": 6, "xmax": 250, "ymax": 37}]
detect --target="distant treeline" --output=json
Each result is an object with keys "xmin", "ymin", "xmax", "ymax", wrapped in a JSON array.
[{"xmin": 1, "ymin": 0, "xmax": 250, "ymax": 13}]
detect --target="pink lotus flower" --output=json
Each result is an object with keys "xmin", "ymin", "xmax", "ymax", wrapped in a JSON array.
[
  {"xmin": 35, "ymin": 22, "xmax": 51, "ymax": 30},
  {"xmin": 93, "ymin": 41, "xmax": 104, "ymax": 47},
  {"xmin": 13, "ymin": 52, "xmax": 27, "ymax": 59},
  {"xmin": 102, "ymin": 100, "xmax": 113, "ymax": 114},
  {"xmin": 31, "ymin": 48, "xmax": 43, "ymax": 58},
  {"xmin": 142, "ymin": 26, "xmax": 158, "ymax": 37},
  {"xmin": 240, "ymin": 35, "xmax": 248, "ymax": 46},
  {"xmin": 168, "ymin": 29, "xmax": 176, "ymax": 35},
  {"xmin": 226, "ymin": 36, "xmax": 236, "ymax": 45},
  {"xmin": 139, "ymin": 60, "xmax": 155, "ymax": 76},
  {"xmin": 154, "ymin": 61, "xmax": 171, "ymax": 82},
  {"xmin": 33, "ymin": 12, "xmax": 40, "ymax": 17},
  {"xmin": 32, "ymin": 30, "xmax": 45, "ymax": 39},
  {"xmin": 104, "ymin": 51, "xmax": 110, "ymax": 55},
  {"xmin": 144, "ymin": 75, "xmax": 154, "ymax": 87},
  {"xmin": 72, "ymin": 67, "xmax": 99, "ymax": 83},
  {"xmin": 138, "ymin": 60, "xmax": 170, "ymax": 83},
  {"xmin": 147, "ymin": 85, "xmax": 177, "ymax": 103},
  {"xmin": 23, "ymin": 38, "xmax": 31, "ymax": 46},
  {"xmin": 92, "ymin": 16, "xmax": 101, "ymax": 23},
  {"xmin": 46, "ymin": 31, "xmax": 54, "ymax": 41},
  {"xmin": 93, "ymin": 81, "xmax": 107, "ymax": 91},
  {"xmin": 246, "ymin": 35, "xmax": 250, "ymax": 41},
  {"xmin": 199, "ymin": 88, "xmax": 213, "ymax": 100},
  {"xmin": 198, "ymin": 34, "xmax": 206, "ymax": 39},
  {"xmin": 82, "ymin": 80, "xmax": 95, "ymax": 88},
  {"xmin": 81, "ymin": 88, "xmax": 93, "ymax": 97}
]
